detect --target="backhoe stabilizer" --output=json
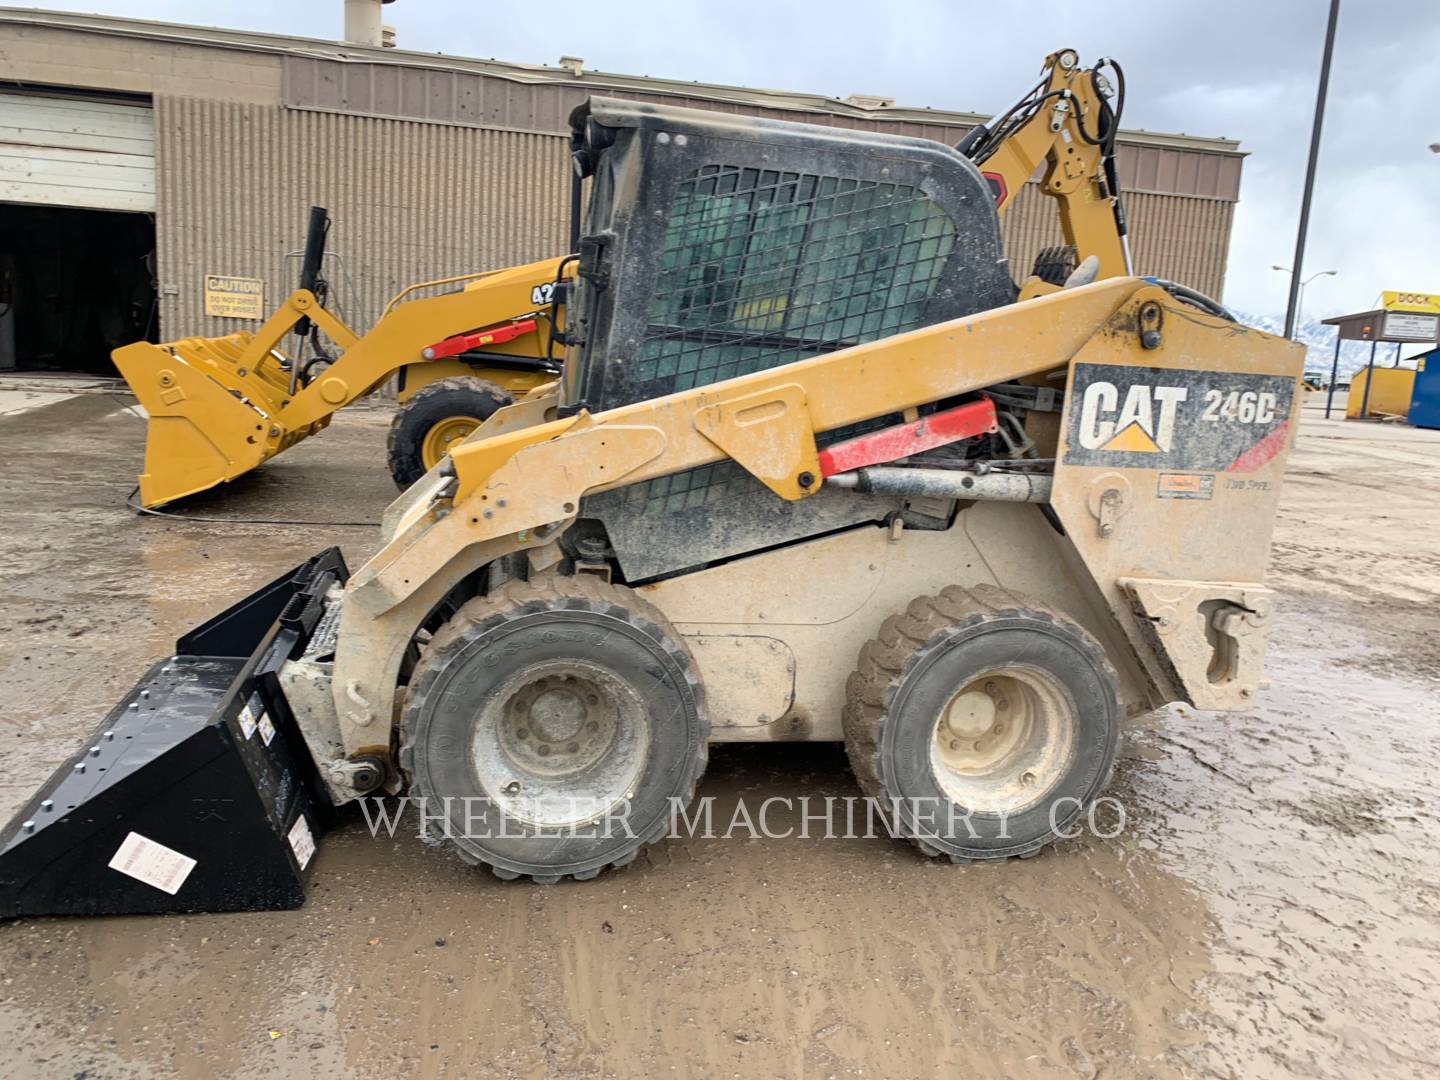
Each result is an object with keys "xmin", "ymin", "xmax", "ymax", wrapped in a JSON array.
[{"xmin": 0, "ymin": 550, "xmax": 346, "ymax": 918}]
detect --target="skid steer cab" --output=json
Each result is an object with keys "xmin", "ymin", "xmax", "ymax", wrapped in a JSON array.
[
  {"xmin": 114, "ymin": 205, "xmax": 576, "ymax": 507},
  {"xmin": 2, "ymin": 54, "xmax": 1304, "ymax": 917}
]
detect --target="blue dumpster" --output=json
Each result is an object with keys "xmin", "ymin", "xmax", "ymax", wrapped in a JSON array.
[{"xmin": 1409, "ymin": 347, "xmax": 1440, "ymax": 430}]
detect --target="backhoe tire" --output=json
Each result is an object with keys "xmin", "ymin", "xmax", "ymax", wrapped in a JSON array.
[
  {"xmin": 843, "ymin": 584, "xmax": 1121, "ymax": 863},
  {"xmin": 387, "ymin": 376, "xmax": 514, "ymax": 491},
  {"xmin": 1031, "ymin": 244, "xmax": 1078, "ymax": 287},
  {"xmin": 400, "ymin": 573, "xmax": 708, "ymax": 883}
]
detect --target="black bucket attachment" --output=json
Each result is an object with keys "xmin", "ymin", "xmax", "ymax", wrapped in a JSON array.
[{"xmin": 0, "ymin": 548, "xmax": 348, "ymax": 919}]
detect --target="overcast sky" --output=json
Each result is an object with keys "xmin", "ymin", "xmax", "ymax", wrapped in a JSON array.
[{"xmin": 28, "ymin": 0, "xmax": 1440, "ymax": 322}]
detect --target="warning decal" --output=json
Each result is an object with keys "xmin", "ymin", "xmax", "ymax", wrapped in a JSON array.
[
  {"xmin": 288, "ymin": 814, "xmax": 316, "ymax": 869},
  {"xmin": 1157, "ymin": 473, "xmax": 1214, "ymax": 500},
  {"xmin": 237, "ymin": 694, "xmax": 261, "ymax": 740},
  {"xmin": 1064, "ymin": 363, "xmax": 1294, "ymax": 472},
  {"xmin": 108, "ymin": 831, "xmax": 197, "ymax": 895}
]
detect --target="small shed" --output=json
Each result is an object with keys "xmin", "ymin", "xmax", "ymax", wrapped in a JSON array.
[{"xmin": 1321, "ymin": 302, "xmax": 1440, "ymax": 420}]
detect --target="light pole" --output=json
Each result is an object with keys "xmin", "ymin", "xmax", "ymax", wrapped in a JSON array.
[
  {"xmin": 1272, "ymin": 266, "xmax": 1336, "ymax": 337},
  {"xmin": 1283, "ymin": 0, "xmax": 1341, "ymax": 340}
]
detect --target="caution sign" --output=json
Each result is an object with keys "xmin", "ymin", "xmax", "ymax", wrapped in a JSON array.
[
  {"xmin": 203, "ymin": 274, "xmax": 265, "ymax": 319},
  {"xmin": 1064, "ymin": 363, "xmax": 1294, "ymax": 473}
]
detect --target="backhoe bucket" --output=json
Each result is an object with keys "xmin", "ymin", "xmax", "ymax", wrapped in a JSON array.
[
  {"xmin": 0, "ymin": 549, "xmax": 347, "ymax": 919},
  {"xmin": 114, "ymin": 334, "xmax": 330, "ymax": 508}
]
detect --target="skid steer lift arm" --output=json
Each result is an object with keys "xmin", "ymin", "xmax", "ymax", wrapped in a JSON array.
[{"xmin": 958, "ymin": 48, "xmax": 1131, "ymax": 279}]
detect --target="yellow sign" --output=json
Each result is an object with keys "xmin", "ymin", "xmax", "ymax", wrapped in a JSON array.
[
  {"xmin": 203, "ymin": 275, "xmax": 265, "ymax": 319},
  {"xmin": 1382, "ymin": 290, "xmax": 1440, "ymax": 314}
]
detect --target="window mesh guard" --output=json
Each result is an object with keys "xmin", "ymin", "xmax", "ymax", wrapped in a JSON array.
[{"xmin": 633, "ymin": 165, "xmax": 958, "ymax": 397}]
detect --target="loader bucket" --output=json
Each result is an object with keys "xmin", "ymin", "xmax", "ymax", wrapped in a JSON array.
[
  {"xmin": 114, "ymin": 335, "xmax": 330, "ymax": 508},
  {"xmin": 0, "ymin": 549, "xmax": 348, "ymax": 919}
]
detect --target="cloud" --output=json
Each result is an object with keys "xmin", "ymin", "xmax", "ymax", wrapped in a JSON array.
[{"xmin": 27, "ymin": 0, "xmax": 1440, "ymax": 322}]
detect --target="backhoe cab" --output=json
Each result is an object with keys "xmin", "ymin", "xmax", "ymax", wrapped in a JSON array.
[{"xmin": 0, "ymin": 51, "xmax": 1303, "ymax": 916}]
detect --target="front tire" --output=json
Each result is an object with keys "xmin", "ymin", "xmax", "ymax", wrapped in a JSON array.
[
  {"xmin": 843, "ymin": 585, "xmax": 1121, "ymax": 862},
  {"xmin": 387, "ymin": 375, "xmax": 514, "ymax": 490},
  {"xmin": 400, "ymin": 574, "xmax": 708, "ymax": 883}
]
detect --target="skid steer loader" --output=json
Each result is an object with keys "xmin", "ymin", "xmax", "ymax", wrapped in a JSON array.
[{"xmin": 0, "ymin": 51, "xmax": 1304, "ymax": 915}]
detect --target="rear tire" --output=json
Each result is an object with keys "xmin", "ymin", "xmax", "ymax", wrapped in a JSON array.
[
  {"xmin": 1031, "ymin": 244, "xmax": 1078, "ymax": 286},
  {"xmin": 387, "ymin": 375, "xmax": 514, "ymax": 490},
  {"xmin": 843, "ymin": 584, "xmax": 1121, "ymax": 862},
  {"xmin": 400, "ymin": 573, "xmax": 708, "ymax": 882}
]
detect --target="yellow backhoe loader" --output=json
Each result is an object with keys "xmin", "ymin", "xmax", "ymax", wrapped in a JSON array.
[
  {"xmin": 1, "ymin": 51, "xmax": 1303, "ymax": 915},
  {"xmin": 116, "ymin": 46, "xmax": 1130, "ymax": 509},
  {"xmin": 116, "ymin": 222, "xmax": 575, "ymax": 506}
]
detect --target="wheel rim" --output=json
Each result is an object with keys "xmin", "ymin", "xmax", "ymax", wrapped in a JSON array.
[
  {"xmin": 928, "ymin": 665, "xmax": 1076, "ymax": 814},
  {"xmin": 470, "ymin": 659, "xmax": 651, "ymax": 829},
  {"xmin": 420, "ymin": 415, "xmax": 481, "ymax": 470}
]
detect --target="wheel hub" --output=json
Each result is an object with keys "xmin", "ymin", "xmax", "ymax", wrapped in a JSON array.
[
  {"xmin": 420, "ymin": 415, "xmax": 481, "ymax": 470},
  {"xmin": 472, "ymin": 660, "xmax": 649, "ymax": 828},
  {"xmin": 929, "ymin": 667, "xmax": 1075, "ymax": 813}
]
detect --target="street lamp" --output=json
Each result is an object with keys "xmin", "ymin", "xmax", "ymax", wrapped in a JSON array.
[{"xmin": 1272, "ymin": 266, "xmax": 1337, "ymax": 337}]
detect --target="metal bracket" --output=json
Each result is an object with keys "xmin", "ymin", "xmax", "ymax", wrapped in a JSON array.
[
  {"xmin": 693, "ymin": 383, "xmax": 823, "ymax": 501},
  {"xmin": 1118, "ymin": 577, "xmax": 1275, "ymax": 711},
  {"xmin": 1087, "ymin": 473, "xmax": 1130, "ymax": 538}
]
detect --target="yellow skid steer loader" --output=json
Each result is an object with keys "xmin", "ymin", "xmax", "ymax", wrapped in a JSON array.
[{"xmin": 0, "ymin": 51, "xmax": 1303, "ymax": 915}]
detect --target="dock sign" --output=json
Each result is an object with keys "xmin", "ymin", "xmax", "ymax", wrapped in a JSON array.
[{"xmin": 204, "ymin": 274, "xmax": 265, "ymax": 319}]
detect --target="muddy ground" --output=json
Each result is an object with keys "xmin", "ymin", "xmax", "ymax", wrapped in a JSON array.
[{"xmin": 0, "ymin": 390, "xmax": 1437, "ymax": 1078}]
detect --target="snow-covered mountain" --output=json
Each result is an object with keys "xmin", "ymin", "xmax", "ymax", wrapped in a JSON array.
[{"xmin": 1230, "ymin": 310, "xmax": 1428, "ymax": 378}]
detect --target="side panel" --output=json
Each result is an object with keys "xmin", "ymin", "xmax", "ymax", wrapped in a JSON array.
[
  {"xmin": 640, "ymin": 502, "xmax": 1150, "ymax": 741},
  {"xmin": 1050, "ymin": 292, "xmax": 1305, "ymax": 708}
]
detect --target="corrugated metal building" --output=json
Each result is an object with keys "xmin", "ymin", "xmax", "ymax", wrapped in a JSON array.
[{"xmin": 0, "ymin": 6, "xmax": 1245, "ymax": 374}]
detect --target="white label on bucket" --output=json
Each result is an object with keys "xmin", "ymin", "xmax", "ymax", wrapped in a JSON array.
[
  {"xmin": 258, "ymin": 714, "xmax": 276, "ymax": 747},
  {"xmin": 237, "ymin": 702, "xmax": 258, "ymax": 740},
  {"xmin": 108, "ymin": 831, "xmax": 197, "ymax": 895},
  {"xmin": 288, "ymin": 814, "xmax": 315, "ymax": 870}
]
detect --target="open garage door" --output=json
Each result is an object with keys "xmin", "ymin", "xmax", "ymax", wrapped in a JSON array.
[
  {"xmin": 0, "ymin": 89, "xmax": 156, "ymax": 373},
  {"xmin": 0, "ymin": 89, "xmax": 154, "ymax": 211}
]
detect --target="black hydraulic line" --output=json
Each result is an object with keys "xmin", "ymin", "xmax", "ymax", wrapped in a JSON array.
[
  {"xmin": 1147, "ymin": 278, "xmax": 1238, "ymax": 322},
  {"xmin": 295, "ymin": 206, "xmax": 330, "ymax": 338},
  {"xmin": 1284, "ymin": 0, "xmax": 1342, "ymax": 340}
]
